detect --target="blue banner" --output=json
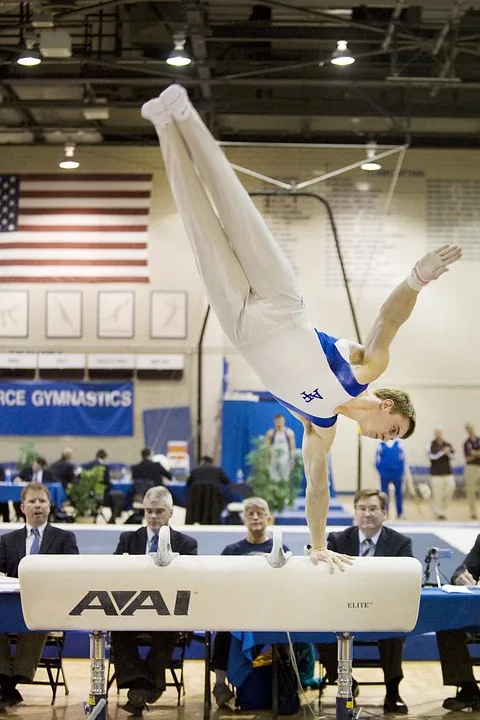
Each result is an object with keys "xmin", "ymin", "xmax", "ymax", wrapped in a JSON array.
[{"xmin": 0, "ymin": 382, "xmax": 133, "ymax": 436}]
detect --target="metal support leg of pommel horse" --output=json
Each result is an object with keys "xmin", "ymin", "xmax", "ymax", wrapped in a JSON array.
[
  {"xmin": 84, "ymin": 631, "xmax": 107, "ymax": 720},
  {"xmin": 336, "ymin": 632, "xmax": 361, "ymax": 720}
]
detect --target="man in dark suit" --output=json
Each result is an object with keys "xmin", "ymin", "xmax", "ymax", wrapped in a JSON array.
[
  {"xmin": 185, "ymin": 456, "xmax": 231, "ymax": 524},
  {"xmin": 436, "ymin": 534, "xmax": 480, "ymax": 711},
  {"xmin": 50, "ymin": 447, "xmax": 76, "ymax": 488},
  {"xmin": 316, "ymin": 489, "xmax": 412, "ymax": 715},
  {"xmin": 83, "ymin": 448, "xmax": 110, "ymax": 487},
  {"xmin": 131, "ymin": 448, "xmax": 171, "ymax": 486},
  {"xmin": 0, "ymin": 482, "xmax": 79, "ymax": 711},
  {"xmin": 111, "ymin": 485, "xmax": 197, "ymax": 717},
  {"xmin": 16, "ymin": 457, "xmax": 54, "ymax": 484}
]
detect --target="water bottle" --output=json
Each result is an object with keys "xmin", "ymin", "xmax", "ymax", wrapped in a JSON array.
[{"xmin": 236, "ymin": 468, "xmax": 244, "ymax": 484}]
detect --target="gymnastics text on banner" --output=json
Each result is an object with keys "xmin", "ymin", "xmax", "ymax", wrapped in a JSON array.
[{"xmin": 0, "ymin": 382, "xmax": 133, "ymax": 436}]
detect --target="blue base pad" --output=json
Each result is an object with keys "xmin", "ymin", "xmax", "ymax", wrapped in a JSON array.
[{"xmin": 275, "ymin": 509, "xmax": 353, "ymax": 525}]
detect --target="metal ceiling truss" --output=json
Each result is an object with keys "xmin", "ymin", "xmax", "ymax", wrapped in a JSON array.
[{"xmin": 0, "ymin": 1, "xmax": 477, "ymax": 147}]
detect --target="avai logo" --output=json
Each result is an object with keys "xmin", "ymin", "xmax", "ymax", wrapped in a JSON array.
[{"xmin": 69, "ymin": 590, "xmax": 191, "ymax": 616}]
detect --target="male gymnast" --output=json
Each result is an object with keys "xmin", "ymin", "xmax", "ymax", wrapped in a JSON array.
[{"xmin": 142, "ymin": 85, "xmax": 461, "ymax": 571}]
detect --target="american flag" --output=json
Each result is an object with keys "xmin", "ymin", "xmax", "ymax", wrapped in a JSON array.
[{"xmin": 0, "ymin": 173, "xmax": 152, "ymax": 283}]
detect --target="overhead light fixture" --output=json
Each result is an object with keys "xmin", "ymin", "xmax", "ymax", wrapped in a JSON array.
[
  {"xmin": 59, "ymin": 142, "xmax": 79, "ymax": 169},
  {"xmin": 361, "ymin": 144, "xmax": 382, "ymax": 172},
  {"xmin": 166, "ymin": 33, "xmax": 192, "ymax": 67},
  {"xmin": 331, "ymin": 40, "xmax": 355, "ymax": 67},
  {"xmin": 17, "ymin": 47, "xmax": 42, "ymax": 67}
]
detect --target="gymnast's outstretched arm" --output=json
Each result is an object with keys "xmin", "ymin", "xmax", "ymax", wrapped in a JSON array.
[
  {"xmin": 298, "ymin": 420, "xmax": 353, "ymax": 571},
  {"xmin": 353, "ymin": 244, "xmax": 462, "ymax": 384}
]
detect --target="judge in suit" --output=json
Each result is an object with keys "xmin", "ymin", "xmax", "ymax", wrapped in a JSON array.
[
  {"xmin": 16, "ymin": 457, "xmax": 54, "ymax": 485},
  {"xmin": 316, "ymin": 489, "xmax": 412, "ymax": 715},
  {"xmin": 131, "ymin": 448, "xmax": 172, "ymax": 486},
  {"xmin": 0, "ymin": 482, "xmax": 79, "ymax": 711},
  {"xmin": 436, "ymin": 534, "xmax": 480, "ymax": 711},
  {"xmin": 111, "ymin": 485, "xmax": 197, "ymax": 717}
]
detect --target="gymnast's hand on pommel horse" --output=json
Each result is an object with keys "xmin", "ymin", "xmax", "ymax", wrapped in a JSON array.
[{"xmin": 141, "ymin": 85, "xmax": 462, "ymax": 572}]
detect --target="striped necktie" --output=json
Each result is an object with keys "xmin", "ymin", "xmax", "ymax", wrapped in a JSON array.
[
  {"xmin": 150, "ymin": 534, "xmax": 159, "ymax": 553},
  {"xmin": 30, "ymin": 528, "xmax": 41, "ymax": 555},
  {"xmin": 361, "ymin": 538, "xmax": 374, "ymax": 557}
]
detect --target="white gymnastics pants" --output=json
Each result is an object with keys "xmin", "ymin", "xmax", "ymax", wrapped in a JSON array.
[{"xmin": 152, "ymin": 95, "xmax": 306, "ymax": 348}]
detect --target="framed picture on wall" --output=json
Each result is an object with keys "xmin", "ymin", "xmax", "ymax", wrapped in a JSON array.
[
  {"xmin": 46, "ymin": 291, "xmax": 82, "ymax": 339},
  {"xmin": 97, "ymin": 291, "xmax": 135, "ymax": 339},
  {"xmin": 0, "ymin": 290, "xmax": 28, "ymax": 338},
  {"xmin": 150, "ymin": 291, "xmax": 188, "ymax": 339}
]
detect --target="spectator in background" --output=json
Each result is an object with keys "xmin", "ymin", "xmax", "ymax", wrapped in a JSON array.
[
  {"xmin": 185, "ymin": 456, "xmax": 231, "ymax": 524},
  {"xmin": 111, "ymin": 486, "xmax": 197, "ymax": 716},
  {"xmin": 131, "ymin": 448, "xmax": 171, "ymax": 487},
  {"xmin": 426, "ymin": 429, "xmax": 456, "ymax": 520},
  {"xmin": 50, "ymin": 447, "xmax": 75, "ymax": 489},
  {"xmin": 211, "ymin": 496, "xmax": 290, "ymax": 708},
  {"xmin": 16, "ymin": 457, "xmax": 54, "ymax": 485},
  {"xmin": 375, "ymin": 438, "xmax": 406, "ymax": 519},
  {"xmin": 83, "ymin": 449, "xmax": 110, "ymax": 487},
  {"xmin": 265, "ymin": 414, "xmax": 296, "ymax": 481},
  {"xmin": 0, "ymin": 483, "xmax": 79, "ymax": 711},
  {"xmin": 316, "ymin": 489, "xmax": 411, "ymax": 715},
  {"xmin": 436, "ymin": 534, "xmax": 480, "ymax": 711},
  {"xmin": 464, "ymin": 423, "xmax": 480, "ymax": 520}
]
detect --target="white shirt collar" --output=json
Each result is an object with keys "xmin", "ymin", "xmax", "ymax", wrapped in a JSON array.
[
  {"xmin": 358, "ymin": 528, "xmax": 382, "ymax": 547},
  {"xmin": 26, "ymin": 521, "xmax": 48, "ymax": 537}
]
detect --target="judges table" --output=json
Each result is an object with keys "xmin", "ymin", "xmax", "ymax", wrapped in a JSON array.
[{"xmin": 228, "ymin": 587, "xmax": 480, "ymax": 686}]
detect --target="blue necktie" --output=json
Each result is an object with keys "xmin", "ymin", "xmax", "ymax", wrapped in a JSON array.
[
  {"xmin": 30, "ymin": 528, "xmax": 41, "ymax": 555},
  {"xmin": 150, "ymin": 534, "xmax": 159, "ymax": 553},
  {"xmin": 361, "ymin": 538, "xmax": 374, "ymax": 557}
]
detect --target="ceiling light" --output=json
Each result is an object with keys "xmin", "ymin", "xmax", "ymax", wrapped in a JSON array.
[
  {"xmin": 361, "ymin": 144, "xmax": 382, "ymax": 172},
  {"xmin": 166, "ymin": 34, "xmax": 192, "ymax": 67},
  {"xmin": 59, "ymin": 142, "xmax": 79, "ymax": 169},
  {"xmin": 17, "ymin": 48, "xmax": 42, "ymax": 67},
  {"xmin": 331, "ymin": 40, "xmax": 355, "ymax": 67}
]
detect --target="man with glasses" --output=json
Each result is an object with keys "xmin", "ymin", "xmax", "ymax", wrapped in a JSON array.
[
  {"xmin": 316, "ymin": 489, "xmax": 412, "ymax": 715},
  {"xmin": 211, "ymin": 497, "xmax": 290, "ymax": 707}
]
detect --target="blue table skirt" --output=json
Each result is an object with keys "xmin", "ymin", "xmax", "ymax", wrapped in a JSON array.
[{"xmin": 228, "ymin": 588, "xmax": 480, "ymax": 686}]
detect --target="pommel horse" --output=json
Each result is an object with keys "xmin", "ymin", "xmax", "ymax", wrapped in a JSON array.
[{"xmin": 18, "ymin": 526, "xmax": 421, "ymax": 720}]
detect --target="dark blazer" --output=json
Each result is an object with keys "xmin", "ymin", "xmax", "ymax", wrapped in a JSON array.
[
  {"xmin": 18, "ymin": 466, "xmax": 55, "ymax": 484},
  {"xmin": 451, "ymin": 532, "xmax": 480, "ymax": 583},
  {"xmin": 187, "ymin": 463, "xmax": 230, "ymax": 488},
  {"xmin": 83, "ymin": 459, "xmax": 110, "ymax": 487},
  {"xmin": 50, "ymin": 459, "xmax": 75, "ymax": 487},
  {"xmin": 327, "ymin": 525, "xmax": 413, "ymax": 558},
  {"xmin": 114, "ymin": 526, "xmax": 198, "ymax": 557},
  {"xmin": 131, "ymin": 459, "xmax": 172, "ymax": 485},
  {"xmin": 0, "ymin": 524, "xmax": 79, "ymax": 578}
]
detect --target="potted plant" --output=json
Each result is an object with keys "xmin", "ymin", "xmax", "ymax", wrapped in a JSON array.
[
  {"xmin": 17, "ymin": 442, "xmax": 38, "ymax": 473},
  {"xmin": 245, "ymin": 436, "xmax": 303, "ymax": 514},
  {"xmin": 66, "ymin": 465, "xmax": 106, "ymax": 521}
]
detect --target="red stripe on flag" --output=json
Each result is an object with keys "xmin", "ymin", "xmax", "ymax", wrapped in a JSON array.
[
  {"xmin": 21, "ymin": 190, "xmax": 151, "ymax": 198},
  {"xmin": 20, "ymin": 208, "xmax": 149, "ymax": 216},
  {"xmin": 20, "ymin": 174, "xmax": 152, "ymax": 182}
]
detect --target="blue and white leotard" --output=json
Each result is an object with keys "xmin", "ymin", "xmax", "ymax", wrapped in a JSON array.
[{"xmin": 241, "ymin": 321, "xmax": 368, "ymax": 428}]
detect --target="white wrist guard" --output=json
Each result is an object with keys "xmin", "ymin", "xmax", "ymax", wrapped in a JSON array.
[{"xmin": 407, "ymin": 263, "xmax": 429, "ymax": 292}]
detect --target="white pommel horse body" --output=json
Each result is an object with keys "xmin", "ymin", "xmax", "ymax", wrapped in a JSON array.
[{"xmin": 18, "ymin": 527, "xmax": 422, "ymax": 720}]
